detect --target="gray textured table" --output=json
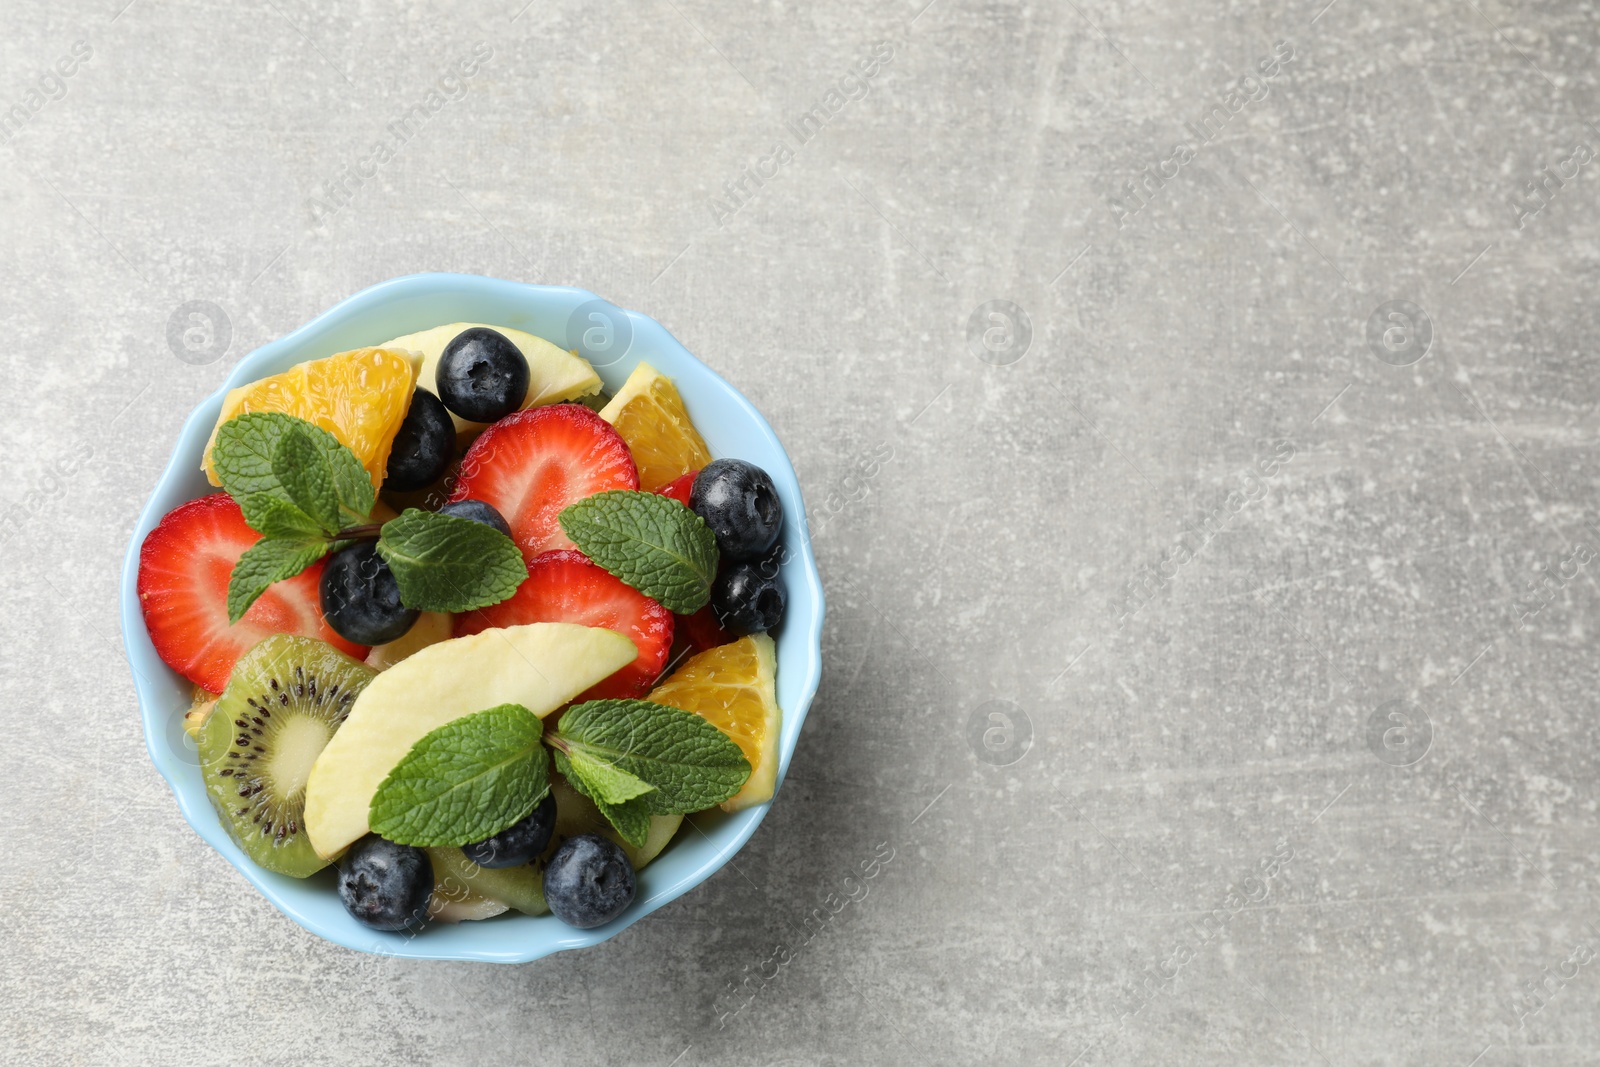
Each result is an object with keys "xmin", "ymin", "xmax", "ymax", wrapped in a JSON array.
[{"xmin": 5, "ymin": 1, "xmax": 1598, "ymax": 1064}]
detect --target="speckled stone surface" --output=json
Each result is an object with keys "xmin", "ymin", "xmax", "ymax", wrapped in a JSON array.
[{"xmin": 5, "ymin": 1, "xmax": 1600, "ymax": 1063}]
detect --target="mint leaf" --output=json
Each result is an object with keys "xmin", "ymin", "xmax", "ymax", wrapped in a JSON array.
[
  {"xmin": 556, "ymin": 747, "xmax": 655, "ymax": 805},
  {"xmin": 212, "ymin": 412, "xmax": 291, "ymax": 498},
  {"xmin": 226, "ymin": 537, "xmax": 330, "ymax": 623},
  {"xmin": 237, "ymin": 492, "xmax": 325, "ymax": 539},
  {"xmin": 592, "ymin": 794, "xmax": 651, "ymax": 849},
  {"xmin": 375, "ymin": 509, "xmax": 525, "ymax": 612},
  {"xmin": 369, "ymin": 704, "xmax": 550, "ymax": 847},
  {"xmin": 312, "ymin": 430, "xmax": 377, "ymax": 525},
  {"xmin": 558, "ymin": 491, "xmax": 718, "ymax": 613},
  {"xmin": 212, "ymin": 412, "xmax": 374, "ymax": 526},
  {"xmin": 554, "ymin": 749, "xmax": 652, "ymax": 848},
  {"xmin": 555, "ymin": 699, "xmax": 750, "ymax": 815},
  {"xmin": 272, "ymin": 423, "xmax": 339, "ymax": 533}
]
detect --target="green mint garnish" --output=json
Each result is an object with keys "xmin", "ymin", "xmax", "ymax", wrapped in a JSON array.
[
  {"xmin": 211, "ymin": 411, "xmax": 525, "ymax": 621},
  {"xmin": 592, "ymin": 794, "xmax": 653, "ymax": 849},
  {"xmin": 375, "ymin": 508, "xmax": 526, "ymax": 613},
  {"xmin": 553, "ymin": 699, "xmax": 750, "ymax": 816},
  {"xmin": 271, "ymin": 422, "xmax": 341, "ymax": 533},
  {"xmin": 551, "ymin": 748, "xmax": 656, "ymax": 848},
  {"xmin": 211, "ymin": 412, "xmax": 296, "ymax": 497},
  {"xmin": 552, "ymin": 747, "xmax": 655, "ymax": 805},
  {"xmin": 557, "ymin": 490, "xmax": 719, "ymax": 613},
  {"xmin": 237, "ymin": 492, "xmax": 327, "ymax": 541},
  {"xmin": 225, "ymin": 538, "xmax": 331, "ymax": 623},
  {"xmin": 212, "ymin": 411, "xmax": 374, "ymax": 528},
  {"xmin": 366, "ymin": 698, "xmax": 751, "ymax": 851},
  {"xmin": 369, "ymin": 704, "xmax": 551, "ymax": 847}
]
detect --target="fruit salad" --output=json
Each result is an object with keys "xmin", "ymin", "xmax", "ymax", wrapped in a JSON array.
[{"xmin": 138, "ymin": 323, "xmax": 788, "ymax": 934}]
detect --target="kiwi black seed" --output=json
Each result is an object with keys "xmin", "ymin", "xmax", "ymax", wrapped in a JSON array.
[{"xmin": 198, "ymin": 635, "xmax": 376, "ymax": 878}]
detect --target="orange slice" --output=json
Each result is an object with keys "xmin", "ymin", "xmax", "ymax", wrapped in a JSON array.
[
  {"xmin": 598, "ymin": 362, "xmax": 712, "ymax": 492},
  {"xmin": 202, "ymin": 347, "xmax": 421, "ymax": 491},
  {"xmin": 646, "ymin": 633, "xmax": 780, "ymax": 811}
]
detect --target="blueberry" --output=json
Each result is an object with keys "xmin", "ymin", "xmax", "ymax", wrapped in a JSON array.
[
  {"xmin": 382, "ymin": 389, "xmax": 455, "ymax": 492},
  {"xmin": 437, "ymin": 498, "xmax": 512, "ymax": 539},
  {"xmin": 689, "ymin": 458, "xmax": 783, "ymax": 561},
  {"xmin": 319, "ymin": 541, "xmax": 419, "ymax": 645},
  {"xmin": 710, "ymin": 560, "xmax": 785, "ymax": 635},
  {"xmin": 461, "ymin": 793, "xmax": 556, "ymax": 869},
  {"xmin": 338, "ymin": 836, "xmax": 433, "ymax": 931},
  {"xmin": 436, "ymin": 327, "xmax": 529, "ymax": 423},
  {"xmin": 543, "ymin": 833, "xmax": 636, "ymax": 928}
]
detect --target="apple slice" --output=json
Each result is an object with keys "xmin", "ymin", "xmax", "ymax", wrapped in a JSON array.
[
  {"xmin": 380, "ymin": 322, "xmax": 602, "ymax": 433},
  {"xmin": 428, "ymin": 847, "xmax": 548, "ymax": 916},
  {"xmin": 364, "ymin": 610, "xmax": 453, "ymax": 671},
  {"xmin": 304, "ymin": 622, "xmax": 637, "ymax": 858}
]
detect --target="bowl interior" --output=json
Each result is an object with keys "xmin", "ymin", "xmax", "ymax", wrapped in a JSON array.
[{"xmin": 119, "ymin": 274, "xmax": 823, "ymax": 962}]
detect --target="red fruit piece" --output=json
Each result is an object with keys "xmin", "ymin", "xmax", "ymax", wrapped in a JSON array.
[
  {"xmin": 455, "ymin": 550, "xmax": 674, "ymax": 699},
  {"xmin": 680, "ymin": 604, "xmax": 734, "ymax": 653},
  {"xmin": 449, "ymin": 405, "xmax": 638, "ymax": 560},
  {"xmin": 137, "ymin": 494, "xmax": 367, "ymax": 692},
  {"xmin": 655, "ymin": 470, "xmax": 698, "ymax": 507}
]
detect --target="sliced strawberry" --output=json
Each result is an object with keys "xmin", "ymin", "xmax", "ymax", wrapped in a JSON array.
[
  {"xmin": 656, "ymin": 470, "xmax": 698, "ymax": 507},
  {"xmin": 456, "ymin": 550, "xmax": 673, "ymax": 699},
  {"xmin": 449, "ymin": 405, "xmax": 638, "ymax": 560},
  {"xmin": 137, "ymin": 494, "xmax": 367, "ymax": 691}
]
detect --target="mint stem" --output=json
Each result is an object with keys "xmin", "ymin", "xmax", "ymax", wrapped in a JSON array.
[{"xmin": 335, "ymin": 522, "xmax": 384, "ymax": 540}]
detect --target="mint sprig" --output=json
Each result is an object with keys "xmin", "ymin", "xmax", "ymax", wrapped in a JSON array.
[
  {"xmin": 553, "ymin": 699, "xmax": 750, "ymax": 816},
  {"xmin": 551, "ymin": 748, "xmax": 656, "ymax": 848},
  {"xmin": 213, "ymin": 412, "xmax": 374, "ymax": 526},
  {"xmin": 366, "ymin": 698, "xmax": 752, "ymax": 851},
  {"xmin": 558, "ymin": 490, "xmax": 718, "ymax": 613},
  {"xmin": 208, "ymin": 410, "xmax": 523, "ymax": 621},
  {"xmin": 375, "ymin": 509, "xmax": 527, "ymax": 613},
  {"xmin": 369, "ymin": 704, "xmax": 551, "ymax": 847}
]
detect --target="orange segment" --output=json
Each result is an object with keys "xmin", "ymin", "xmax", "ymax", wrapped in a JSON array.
[
  {"xmin": 598, "ymin": 362, "xmax": 712, "ymax": 492},
  {"xmin": 202, "ymin": 347, "xmax": 421, "ymax": 491},
  {"xmin": 646, "ymin": 633, "xmax": 780, "ymax": 811}
]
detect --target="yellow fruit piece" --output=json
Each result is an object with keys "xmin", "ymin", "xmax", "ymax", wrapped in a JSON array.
[
  {"xmin": 364, "ymin": 611, "xmax": 453, "ymax": 671},
  {"xmin": 647, "ymin": 634, "xmax": 780, "ymax": 811},
  {"xmin": 304, "ymin": 622, "xmax": 638, "ymax": 858},
  {"xmin": 183, "ymin": 686, "xmax": 218, "ymax": 738},
  {"xmin": 381, "ymin": 322, "xmax": 602, "ymax": 433},
  {"xmin": 202, "ymin": 347, "xmax": 421, "ymax": 491},
  {"xmin": 599, "ymin": 362, "xmax": 712, "ymax": 492},
  {"xmin": 428, "ymin": 889, "xmax": 508, "ymax": 924}
]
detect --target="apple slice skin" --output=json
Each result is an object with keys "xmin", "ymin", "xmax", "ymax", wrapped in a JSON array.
[{"xmin": 303, "ymin": 622, "xmax": 637, "ymax": 859}]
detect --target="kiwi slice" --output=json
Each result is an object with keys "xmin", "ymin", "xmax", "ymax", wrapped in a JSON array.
[{"xmin": 199, "ymin": 634, "xmax": 376, "ymax": 878}]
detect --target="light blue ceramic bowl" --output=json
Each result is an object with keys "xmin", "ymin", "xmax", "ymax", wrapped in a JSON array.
[{"xmin": 119, "ymin": 274, "xmax": 823, "ymax": 963}]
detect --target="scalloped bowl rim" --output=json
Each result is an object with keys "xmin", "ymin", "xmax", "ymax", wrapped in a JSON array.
[{"xmin": 118, "ymin": 273, "xmax": 824, "ymax": 963}]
